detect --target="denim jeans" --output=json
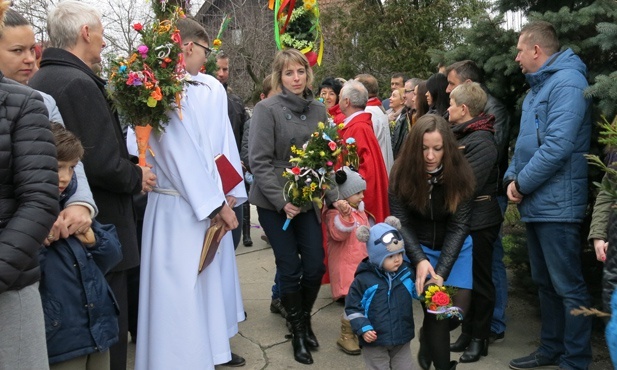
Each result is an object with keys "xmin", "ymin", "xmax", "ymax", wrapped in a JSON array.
[
  {"xmin": 257, "ymin": 207, "xmax": 325, "ymax": 294},
  {"xmin": 526, "ymin": 222, "xmax": 592, "ymax": 370},
  {"xmin": 491, "ymin": 195, "xmax": 508, "ymax": 334},
  {"xmin": 271, "ymin": 271, "xmax": 280, "ymax": 300}
]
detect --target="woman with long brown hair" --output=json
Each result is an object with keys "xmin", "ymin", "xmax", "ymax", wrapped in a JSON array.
[
  {"xmin": 413, "ymin": 81, "xmax": 430, "ymax": 122},
  {"xmin": 389, "ymin": 114, "xmax": 475, "ymax": 370}
]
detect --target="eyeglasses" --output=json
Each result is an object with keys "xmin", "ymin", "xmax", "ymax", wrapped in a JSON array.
[
  {"xmin": 184, "ymin": 42, "xmax": 212, "ymax": 58},
  {"xmin": 374, "ymin": 230, "xmax": 402, "ymax": 245},
  {"xmin": 404, "ymin": 89, "xmax": 415, "ymax": 94}
]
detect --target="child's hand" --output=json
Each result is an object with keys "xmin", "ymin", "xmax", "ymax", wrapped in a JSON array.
[{"xmin": 362, "ymin": 330, "xmax": 377, "ymax": 343}]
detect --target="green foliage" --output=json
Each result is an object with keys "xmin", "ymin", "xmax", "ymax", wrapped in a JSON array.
[
  {"xmin": 586, "ymin": 116, "xmax": 617, "ymax": 198},
  {"xmin": 437, "ymin": 14, "xmax": 525, "ymax": 127},
  {"xmin": 318, "ymin": 0, "xmax": 489, "ymax": 98},
  {"xmin": 494, "ymin": 0, "xmax": 595, "ymax": 13},
  {"xmin": 436, "ymin": 0, "xmax": 617, "ymax": 138}
]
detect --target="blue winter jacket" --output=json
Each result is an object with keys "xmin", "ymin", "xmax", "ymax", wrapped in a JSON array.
[
  {"xmin": 345, "ymin": 259, "xmax": 417, "ymax": 347},
  {"xmin": 39, "ymin": 177, "xmax": 122, "ymax": 364},
  {"xmin": 504, "ymin": 48, "xmax": 591, "ymax": 223}
]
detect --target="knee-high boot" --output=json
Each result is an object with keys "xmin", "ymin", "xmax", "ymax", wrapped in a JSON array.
[
  {"xmin": 281, "ymin": 291, "xmax": 313, "ymax": 364},
  {"xmin": 436, "ymin": 361, "xmax": 458, "ymax": 370},
  {"xmin": 417, "ymin": 326, "xmax": 432, "ymax": 370},
  {"xmin": 242, "ymin": 202, "xmax": 253, "ymax": 246},
  {"xmin": 301, "ymin": 284, "xmax": 321, "ymax": 349}
]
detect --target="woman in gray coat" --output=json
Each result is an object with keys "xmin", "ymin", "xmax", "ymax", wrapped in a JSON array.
[{"xmin": 248, "ymin": 49, "xmax": 327, "ymax": 365}]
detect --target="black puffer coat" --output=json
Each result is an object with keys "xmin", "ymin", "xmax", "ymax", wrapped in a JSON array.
[
  {"xmin": 451, "ymin": 114, "xmax": 503, "ymax": 231},
  {"xmin": 389, "ymin": 181, "xmax": 472, "ymax": 281},
  {"xmin": 0, "ymin": 73, "xmax": 59, "ymax": 294}
]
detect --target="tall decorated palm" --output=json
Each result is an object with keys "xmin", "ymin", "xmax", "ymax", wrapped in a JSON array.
[
  {"xmin": 108, "ymin": 0, "xmax": 192, "ymax": 166},
  {"xmin": 270, "ymin": 0, "xmax": 324, "ymax": 66}
]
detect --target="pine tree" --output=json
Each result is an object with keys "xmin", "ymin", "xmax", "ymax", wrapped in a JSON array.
[
  {"xmin": 318, "ymin": 0, "xmax": 489, "ymax": 96},
  {"xmin": 439, "ymin": 0, "xmax": 617, "ymax": 122}
]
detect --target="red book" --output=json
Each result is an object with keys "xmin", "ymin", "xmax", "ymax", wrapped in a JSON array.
[
  {"xmin": 198, "ymin": 222, "xmax": 224, "ymax": 273},
  {"xmin": 214, "ymin": 153, "xmax": 242, "ymax": 194}
]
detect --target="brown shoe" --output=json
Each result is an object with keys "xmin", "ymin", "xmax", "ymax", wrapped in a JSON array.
[{"xmin": 336, "ymin": 318, "xmax": 361, "ymax": 355}]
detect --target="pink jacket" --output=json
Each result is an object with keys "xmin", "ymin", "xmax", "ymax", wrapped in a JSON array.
[{"xmin": 325, "ymin": 205, "xmax": 369, "ymax": 300}]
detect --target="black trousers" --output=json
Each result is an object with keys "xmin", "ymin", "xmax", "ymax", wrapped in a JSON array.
[
  {"xmin": 257, "ymin": 207, "xmax": 324, "ymax": 294},
  {"xmin": 232, "ymin": 205, "xmax": 243, "ymax": 249},
  {"xmin": 462, "ymin": 224, "xmax": 501, "ymax": 339}
]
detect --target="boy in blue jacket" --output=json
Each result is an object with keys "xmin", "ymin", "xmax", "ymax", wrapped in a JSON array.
[
  {"xmin": 39, "ymin": 123, "xmax": 122, "ymax": 369},
  {"xmin": 346, "ymin": 216, "xmax": 418, "ymax": 370}
]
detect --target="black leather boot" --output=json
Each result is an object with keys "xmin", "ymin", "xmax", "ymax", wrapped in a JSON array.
[
  {"xmin": 459, "ymin": 338, "xmax": 488, "ymax": 363},
  {"xmin": 436, "ymin": 360, "xmax": 458, "ymax": 370},
  {"xmin": 450, "ymin": 332, "xmax": 471, "ymax": 352},
  {"xmin": 301, "ymin": 284, "xmax": 321, "ymax": 349},
  {"xmin": 281, "ymin": 291, "xmax": 313, "ymax": 364},
  {"xmin": 242, "ymin": 202, "xmax": 253, "ymax": 246},
  {"xmin": 417, "ymin": 327, "xmax": 432, "ymax": 370}
]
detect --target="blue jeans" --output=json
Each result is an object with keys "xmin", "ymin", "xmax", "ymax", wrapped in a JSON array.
[
  {"xmin": 271, "ymin": 271, "xmax": 280, "ymax": 300},
  {"xmin": 257, "ymin": 207, "xmax": 325, "ymax": 294},
  {"xmin": 491, "ymin": 195, "xmax": 508, "ymax": 334},
  {"xmin": 526, "ymin": 222, "xmax": 592, "ymax": 370}
]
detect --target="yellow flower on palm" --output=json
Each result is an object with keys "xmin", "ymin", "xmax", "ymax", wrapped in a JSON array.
[
  {"xmin": 157, "ymin": 20, "xmax": 171, "ymax": 33},
  {"xmin": 304, "ymin": 0, "xmax": 316, "ymax": 10}
]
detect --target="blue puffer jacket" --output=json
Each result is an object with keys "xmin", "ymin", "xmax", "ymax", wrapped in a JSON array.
[
  {"xmin": 345, "ymin": 259, "xmax": 417, "ymax": 347},
  {"xmin": 39, "ymin": 178, "xmax": 122, "ymax": 364},
  {"xmin": 504, "ymin": 49, "xmax": 591, "ymax": 223}
]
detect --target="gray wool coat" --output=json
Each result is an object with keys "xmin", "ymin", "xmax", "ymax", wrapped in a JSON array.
[{"xmin": 248, "ymin": 87, "xmax": 327, "ymax": 213}]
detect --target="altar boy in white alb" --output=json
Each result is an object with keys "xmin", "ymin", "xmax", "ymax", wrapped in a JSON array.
[{"xmin": 135, "ymin": 18, "xmax": 246, "ymax": 370}]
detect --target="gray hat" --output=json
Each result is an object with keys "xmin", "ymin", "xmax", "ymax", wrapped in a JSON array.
[{"xmin": 326, "ymin": 166, "xmax": 366, "ymax": 203}]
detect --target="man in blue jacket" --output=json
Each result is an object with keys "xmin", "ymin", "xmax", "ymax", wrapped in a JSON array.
[{"xmin": 504, "ymin": 21, "xmax": 592, "ymax": 370}]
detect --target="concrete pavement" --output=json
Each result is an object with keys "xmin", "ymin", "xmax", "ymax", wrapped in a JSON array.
[{"xmin": 127, "ymin": 206, "xmax": 611, "ymax": 369}]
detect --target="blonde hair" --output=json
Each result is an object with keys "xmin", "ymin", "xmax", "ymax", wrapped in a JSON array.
[
  {"xmin": 393, "ymin": 87, "xmax": 406, "ymax": 104},
  {"xmin": 270, "ymin": 49, "xmax": 313, "ymax": 94},
  {"xmin": 0, "ymin": 1, "xmax": 11, "ymax": 32},
  {"xmin": 449, "ymin": 81, "xmax": 487, "ymax": 117}
]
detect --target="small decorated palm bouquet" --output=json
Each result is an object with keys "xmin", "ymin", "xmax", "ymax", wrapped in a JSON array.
[
  {"xmin": 108, "ymin": 2, "xmax": 191, "ymax": 166},
  {"xmin": 203, "ymin": 15, "xmax": 230, "ymax": 75},
  {"xmin": 270, "ymin": 0, "xmax": 323, "ymax": 66},
  {"xmin": 282, "ymin": 121, "xmax": 355, "ymax": 230},
  {"xmin": 423, "ymin": 285, "xmax": 462, "ymax": 320}
]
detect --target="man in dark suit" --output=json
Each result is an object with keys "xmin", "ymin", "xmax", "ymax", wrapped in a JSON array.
[
  {"xmin": 29, "ymin": 2, "xmax": 156, "ymax": 369},
  {"xmin": 215, "ymin": 52, "xmax": 251, "ymax": 248}
]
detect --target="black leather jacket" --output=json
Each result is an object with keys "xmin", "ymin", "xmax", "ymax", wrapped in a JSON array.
[
  {"xmin": 451, "ymin": 114, "xmax": 503, "ymax": 231},
  {"xmin": 0, "ymin": 73, "xmax": 59, "ymax": 293},
  {"xmin": 389, "ymin": 182, "xmax": 472, "ymax": 281}
]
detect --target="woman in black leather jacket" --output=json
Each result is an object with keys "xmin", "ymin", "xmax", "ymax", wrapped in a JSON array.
[{"xmin": 389, "ymin": 115, "xmax": 475, "ymax": 370}]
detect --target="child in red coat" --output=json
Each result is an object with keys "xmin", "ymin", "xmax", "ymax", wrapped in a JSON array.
[{"xmin": 325, "ymin": 166, "xmax": 369, "ymax": 355}]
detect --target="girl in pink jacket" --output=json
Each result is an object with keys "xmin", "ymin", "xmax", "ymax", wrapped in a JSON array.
[{"xmin": 325, "ymin": 166, "xmax": 369, "ymax": 356}]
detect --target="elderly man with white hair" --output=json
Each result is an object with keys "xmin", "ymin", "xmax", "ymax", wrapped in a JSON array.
[
  {"xmin": 29, "ymin": 2, "xmax": 157, "ymax": 369},
  {"xmin": 338, "ymin": 80, "xmax": 390, "ymax": 224}
]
